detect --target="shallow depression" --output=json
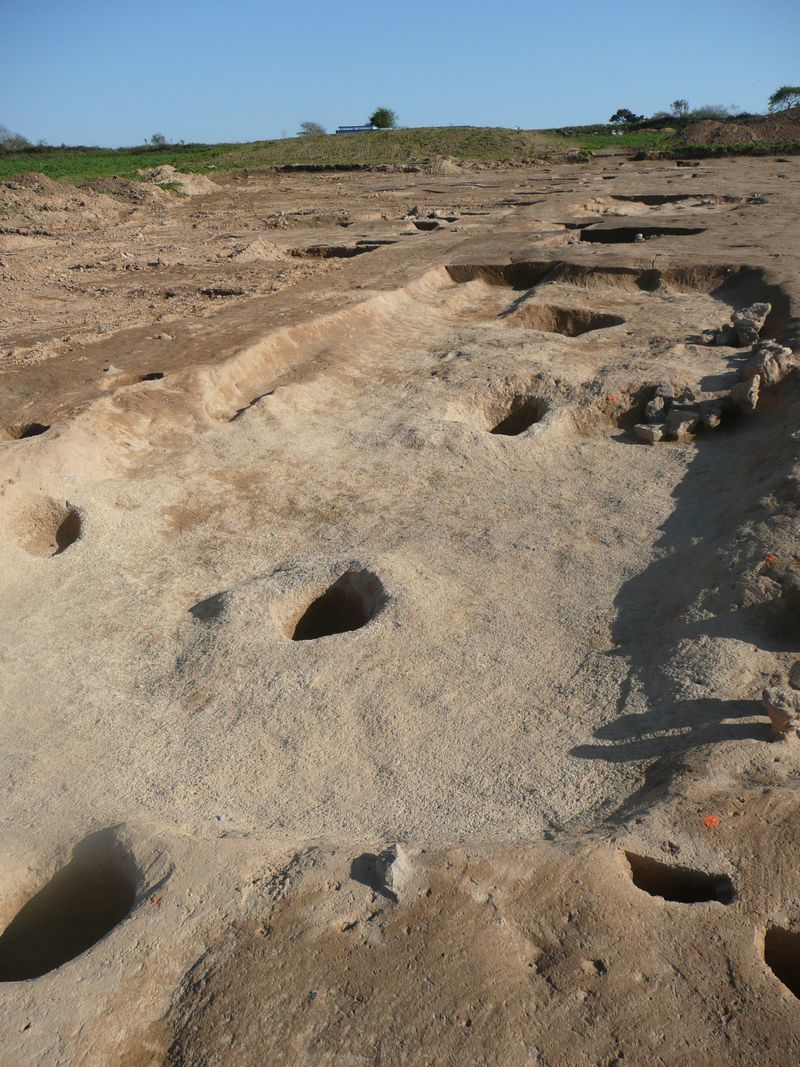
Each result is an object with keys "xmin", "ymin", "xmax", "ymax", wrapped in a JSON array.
[
  {"xmin": 8, "ymin": 498, "xmax": 82, "ymax": 558},
  {"xmin": 503, "ymin": 303, "xmax": 625, "ymax": 336}
]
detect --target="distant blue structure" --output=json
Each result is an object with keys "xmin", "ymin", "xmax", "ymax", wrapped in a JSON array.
[{"xmin": 335, "ymin": 124, "xmax": 377, "ymax": 134}]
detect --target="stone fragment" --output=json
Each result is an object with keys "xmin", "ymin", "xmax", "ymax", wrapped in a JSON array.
[
  {"xmin": 375, "ymin": 844, "xmax": 412, "ymax": 901},
  {"xmin": 645, "ymin": 396, "xmax": 666, "ymax": 423},
  {"xmin": 733, "ymin": 302, "xmax": 771, "ymax": 346},
  {"xmin": 664, "ymin": 409, "xmax": 700, "ymax": 440},
  {"xmin": 762, "ymin": 687, "xmax": 800, "ymax": 741},
  {"xmin": 789, "ymin": 661, "xmax": 800, "ymax": 691},
  {"xmin": 740, "ymin": 341, "xmax": 794, "ymax": 386},
  {"xmin": 635, "ymin": 423, "xmax": 664, "ymax": 444},
  {"xmin": 725, "ymin": 375, "xmax": 760, "ymax": 414},
  {"xmin": 654, "ymin": 382, "xmax": 675, "ymax": 400}
]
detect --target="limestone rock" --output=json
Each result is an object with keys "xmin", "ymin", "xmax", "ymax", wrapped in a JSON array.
[
  {"xmin": 725, "ymin": 376, "xmax": 760, "ymax": 414},
  {"xmin": 635, "ymin": 423, "xmax": 664, "ymax": 444},
  {"xmin": 762, "ymin": 687, "xmax": 800, "ymax": 741},
  {"xmin": 645, "ymin": 396, "xmax": 666, "ymax": 423},
  {"xmin": 733, "ymin": 302, "xmax": 771, "ymax": 346},
  {"xmin": 376, "ymin": 844, "xmax": 412, "ymax": 901},
  {"xmin": 664, "ymin": 409, "xmax": 700, "ymax": 440},
  {"xmin": 740, "ymin": 341, "xmax": 793, "ymax": 386},
  {"xmin": 789, "ymin": 661, "xmax": 800, "ymax": 691}
]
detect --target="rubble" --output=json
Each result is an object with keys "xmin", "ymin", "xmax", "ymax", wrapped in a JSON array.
[
  {"xmin": 762, "ymin": 687, "xmax": 800, "ymax": 741},
  {"xmin": 724, "ymin": 375, "xmax": 760, "ymax": 414},
  {"xmin": 733, "ymin": 302, "xmax": 771, "ymax": 346},
  {"xmin": 634, "ymin": 423, "xmax": 664, "ymax": 444},
  {"xmin": 664, "ymin": 408, "xmax": 700, "ymax": 440},
  {"xmin": 740, "ymin": 340, "xmax": 794, "ymax": 386}
]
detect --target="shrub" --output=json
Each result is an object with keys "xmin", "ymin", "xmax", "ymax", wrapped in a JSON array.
[
  {"xmin": 768, "ymin": 86, "xmax": 800, "ymax": 112},
  {"xmin": 609, "ymin": 109, "xmax": 643, "ymax": 125},
  {"xmin": 368, "ymin": 107, "xmax": 397, "ymax": 129},
  {"xmin": 0, "ymin": 124, "xmax": 31, "ymax": 150}
]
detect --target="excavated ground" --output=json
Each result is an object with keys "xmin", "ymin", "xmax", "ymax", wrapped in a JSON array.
[{"xmin": 1, "ymin": 155, "xmax": 800, "ymax": 1065}]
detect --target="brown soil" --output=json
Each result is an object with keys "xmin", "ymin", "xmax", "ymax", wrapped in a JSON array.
[
  {"xmin": 683, "ymin": 107, "xmax": 800, "ymax": 145},
  {"xmin": 1, "ymin": 154, "xmax": 800, "ymax": 1065}
]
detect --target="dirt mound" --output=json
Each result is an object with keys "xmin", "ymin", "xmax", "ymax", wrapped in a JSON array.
[
  {"xmin": 427, "ymin": 155, "xmax": 463, "ymax": 176},
  {"xmin": 750, "ymin": 106, "xmax": 800, "ymax": 141},
  {"xmin": 139, "ymin": 164, "xmax": 220, "ymax": 196},
  {"xmin": 81, "ymin": 176, "xmax": 169, "ymax": 206},
  {"xmin": 228, "ymin": 237, "xmax": 286, "ymax": 263},
  {"xmin": 682, "ymin": 108, "xmax": 800, "ymax": 146},
  {"xmin": 682, "ymin": 121, "xmax": 759, "ymax": 145},
  {"xmin": 0, "ymin": 172, "xmax": 122, "ymax": 232}
]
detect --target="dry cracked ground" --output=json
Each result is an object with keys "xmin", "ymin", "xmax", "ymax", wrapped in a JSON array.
[{"xmin": 1, "ymin": 155, "xmax": 800, "ymax": 1065}]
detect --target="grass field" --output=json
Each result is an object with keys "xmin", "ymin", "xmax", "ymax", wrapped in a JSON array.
[
  {"xmin": 2, "ymin": 125, "xmax": 794, "ymax": 186},
  {"xmin": 0, "ymin": 125, "xmax": 662, "ymax": 184}
]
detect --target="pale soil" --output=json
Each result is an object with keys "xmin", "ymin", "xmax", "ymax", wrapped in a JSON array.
[{"xmin": 1, "ymin": 155, "xmax": 800, "ymax": 1065}]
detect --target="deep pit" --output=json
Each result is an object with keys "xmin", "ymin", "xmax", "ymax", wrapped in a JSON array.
[
  {"xmin": 4, "ymin": 422, "xmax": 50, "ymax": 440},
  {"xmin": 763, "ymin": 925, "xmax": 800, "ymax": 998},
  {"xmin": 290, "ymin": 568, "xmax": 387, "ymax": 641},
  {"xmin": 488, "ymin": 395, "xmax": 547, "ymax": 436},
  {"xmin": 624, "ymin": 852, "xmax": 734, "ymax": 904},
  {"xmin": 0, "ymin": 830, "xmax": 136, "ymax": 981}
]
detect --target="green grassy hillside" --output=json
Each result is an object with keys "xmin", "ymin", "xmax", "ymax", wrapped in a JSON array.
[{"xmin": 0, "ymin": 125, "xmax": 664, "ymax": 184}]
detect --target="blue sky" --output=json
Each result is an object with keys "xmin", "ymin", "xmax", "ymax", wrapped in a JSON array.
[{"xmin": 2, "ymin": 0, "xmax": 797, "ymax": 146}]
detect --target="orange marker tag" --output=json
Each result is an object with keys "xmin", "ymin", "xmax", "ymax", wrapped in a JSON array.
[
  {"xmin": 703, "ymin": 815, "xmax": 720, "ymax": 830},
  {"xmin": 765, "ymin": 554, "xmax": 777, "ymax": 565}
]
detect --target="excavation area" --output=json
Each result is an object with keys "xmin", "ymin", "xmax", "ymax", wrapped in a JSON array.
[{"xmin": 1, "ymin": 156, "xmax": 800, "ymax": 1065}]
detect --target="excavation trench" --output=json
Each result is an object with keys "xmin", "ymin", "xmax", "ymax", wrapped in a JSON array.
[
  {"xmin": 291, "ymin": 244, "xmax": 381, "ymax": 259},
  {"xmin": 609, "ymin": 193, "xmax": 717, "ymax": 205},
  {"xmin": 0, "ymin": 246, "xmax": 793, "ymax": 849},
  {"xmin": 579, "ymin": 225, "xmax": 706, "ymax": 243}
]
